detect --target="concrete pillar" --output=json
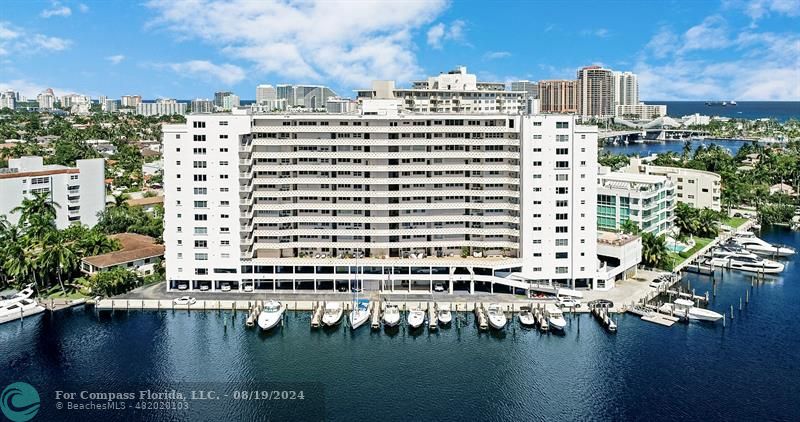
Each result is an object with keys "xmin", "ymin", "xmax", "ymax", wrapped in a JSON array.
[
  {"xmin": 429, "ymin": 279, "xmax": 433, "ymax": 293},
  {"xmin": 314, "ymin": 279, "xmax": 317, "ymax": 292},
  {"xmin": 490, "ymin": 282, "xmax": 494, "ymax": 295},
  {"xmin": 272, "ymin": 279, "xmax": 276, "ymax": 292},
  {"xmin": 348, "ymin": 278, "xmax": 351, "ymax": 292},
  {"xmin": 469, "ymin": 279, "xmax": 474, "ymax": 294},
  {"xmin": 449, "ymin": 278, "xmax": 453, "ymax": 294},
  {"xmin": 391, "ymin": 277, "xmax": 395, "ymax": 292},
  {"xmin": 292, "ymin": 279, "xmax": 296, "ymax": 292}
]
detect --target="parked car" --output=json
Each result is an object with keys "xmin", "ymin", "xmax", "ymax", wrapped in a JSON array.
[
  {"xmin": 557, "ymin": 296, "xmax": 582, "ymax": 309},
  {"xmin": 173, "ymin": 296, "xmax": 196, "ymax": 305},
  {"xmin": 433, "ymin": 283, "xmax": 445, "ymax": 292},
  {"xmin": 177, "ymin": 283, "xmax": 189, "ymax": 291},
  {"xmin": 199, "ymin": 284, "xmax": 210, "ymax": 292},
  {"xmin": 220, "ymin": 283, "xmax": 232, "ymax": 292},
  {"xmin": 243, "ymin": 284, "xmax": 254, "ymax": 292}
]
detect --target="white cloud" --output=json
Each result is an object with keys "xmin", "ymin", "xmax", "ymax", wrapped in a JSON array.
[
  {"xmin": 0, "ymin": 21, "xmax": 71, "ymax": 55},
  {"xmin": 678, "ymin": 15, "xmax": 730, "ymax": 54},
  {"xmin": 0, "ymin": 79, "xmax": 73, "ymax": 98},
  {"xmin": 146, "ymin": 0, "xmax": 448, "ymax": 88},
  {"xmin": 159, "ymin": 60, "xmax": 246, "ymax": 85},
  {"xmin": 483, "ymin": 51, "xmax": 511, "ymax": 60},
  {"xmin": 78, "ymin": 3, "xmax": 90, "ymax": 13},
  {"xmin": 638, "ymin": 16, "xmax": 800, "ymax": 100},
  {"xmin": 106, "ymin": 54, "xmax": 125, "ymax": 65},
  {"xmin": 746, "ymin": 0, "xmax": 800, "ymax": 20},
  {"xmin": 427, "ymin": 19, "xmax": 466, "ymax": 49},
  {"xmin": 41, "ymin": 2, "xmax": 72, "ymax": 18},
  {"xmin": 581, "ymin": 28, "xmax": 609, "ymax": 38}
]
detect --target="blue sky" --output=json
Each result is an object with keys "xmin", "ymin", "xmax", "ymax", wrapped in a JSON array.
[{"xmin": 1, "ymin": 0, "xmax": 798, "ymax": 101}]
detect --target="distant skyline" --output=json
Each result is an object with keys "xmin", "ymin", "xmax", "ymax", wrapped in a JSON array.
[{"xmin": 1, "ymin": 0, "xmax": 799, "ymax": 101}]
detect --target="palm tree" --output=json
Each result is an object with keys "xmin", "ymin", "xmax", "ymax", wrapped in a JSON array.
[
  {"xmin": 674, "ymin": 203, "xmax": 699, "ymax": 236},
  {"xmin": 620, "ymin": 219, "xmax": 641, "ymax": 235},
  {"xmin": 642, "ymin": 232, "xmax": 670, "ymax": 269},
  {"xmin": 697, "ymin": 209, "xmax": 721, "ymax": 238},
  {"xmin": 682, "ymin": 140, "xmax": 692, "ymax": 162},
  {"xmin": 37, "ymin": 231, "xmax": 78, "ymax": 292},
  {"xmin": 11, "ymin": 190, "xmax": 60, "ymax": 227},
  {"xmin": 76, "ymin": 230, "xmax": 120, "ymax": 256}
]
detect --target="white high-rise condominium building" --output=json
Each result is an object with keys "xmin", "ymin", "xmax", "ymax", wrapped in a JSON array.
[
  {"xmin": 136, "ymin": 99, "xmax": 187, "ymax": 116},
  {"xmin": 0, "ymin": 90, "xmax": 16, "ymax": 110},
  {"xmin": 0, "ymin": 156, "xmax": 105, "ymax": 229},
  {"xmin": 357, "ymin": 67, "xmax": 526, "ymax": 114},
  {"xmin": 102, "ymin": 99, "xmax": 120, "ymax": 113},
  {"xmin": 510, "ymin": 80, "xmax": 538, "ymax": 99},
  {"xmin": 37, "ymin": 89, "xmax": 56, "ymax": 110},
  {"xmin": 597, "ymin": 167, "xmax": 675, "ymax": 237},
  {"xmin": 61, "ymin": 94, "xmax": 90, "ymax": 109},
  {"xmin": 577, "ymin": 66, "xmax": 614, "ymax": 118},
  {"xmin": 612, "ymin": 71, "xmax": 638, "ymax": 106},
  {"xmin": 256, "ymin": 85, "xmax": 277, "ymax": 105},
  {"xmin": 162, "ymin": 101, "xmax": 599, "ymax": 293},
  {"xmin": 191, "ymin": 98, "xmax": 214, "ymax": 113},
  {"xmin": 276, "ymin": 85, "xmax": 337, "ymax": 109},
  {"xmin": 121, "ymin": 95, "xmax": 142, "ymax": 108}
]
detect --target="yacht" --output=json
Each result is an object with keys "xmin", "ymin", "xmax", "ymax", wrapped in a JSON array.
[
  {"xmin": 518, "ymin": 306, "xmax": 536, "ymax": 326},
  {"xmin": 709, "ymin": 247, "xmax": 785, "ymax": 273},
  {"xmin": 257, "ymin": 300, "xmax": 285, "ymax": 331},
  {"xmin": 407, "ymin": 308, "xmax": 425, "ymax": 329},
  {"xmin": 0, "ymin": 284, "xmax": 35, "ymax": 307},
  {"xmin": 486, "ymin": 304, "xmax": 507, "ymax": 330},
  {"xmin": 437, "ymin": 303, "xmax": 452, "ymax": 326},
  {"xmin": 321, "ymin": 302, "xmax": 344, "ymax": 326},
  {"xmin": 349, "ymin": 299, "xmax": 370, "ymax": 330},
  {"xmin": 668, "ymin": 299, "xmax": 723, "ymax": 322},
  {"xmin": 732, "ymin": 232, "xmax": 795, "ymax": 257},
  {"xmin": 0, "ymin": 298, "xmax": 45, "ymax": 325},
  {"xmin": 545, "ymin": 304, "xmax": 567, "ymax": 331},
  {"xmin": 382, "ymin": 304, "xmax": 400, "ymax": 327}
]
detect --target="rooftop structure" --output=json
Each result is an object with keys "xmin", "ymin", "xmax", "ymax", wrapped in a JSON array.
[
  {"xmin": 622, "ymin": 157, "xmax": 721, "ymax": 211},
  {"xmin": 597, "ymin": 167, "xmax": 676, "ymax": 237}
]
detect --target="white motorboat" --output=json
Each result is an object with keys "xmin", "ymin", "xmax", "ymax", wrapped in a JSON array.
[
  {"xmin": 382, "ymin": 304, "xmax": 400, "ymax": 327},
  {"xmin": 709, "ymin": 247, "xmax": 785, "ymax": 273},
  {"xmin": 0, "ymin": 298, "xmax": 45, "ymax": 325},
  {"xmin": 732, "ymin": 232, "xmax": 795, "ymax": 257},
  {"xmin": 349, "ymin": 299, "xmax": 370, "ymax": 330},
  {"xmin": 172, "ymin": 296, "xmax": 196, "ymax": 306},
  {"xmin": 257, "ymin": 300, "xmax": 285, "ymax": 330},
  {"xmin": 486, "ymin": 303, "xmax": 507, "ymax": 330},
  {"xmin": 437, "ymin": 304, "xmax": 452, "ymax": 325},
  {"xmin": 518, "ymin": 306, "xmax": 536, "ymax": 326},
  {"xmin": 669, "ymin": 299, "xmax": 723, "ymax": 322},
  {"xmin": 322, "ymin": 302, "xmax": 344, "ymax": 326},
  {"xmin": 545, "ymin": 304, "xmax": 567, "ymax": 331},
  {"xmin": 0, "ymin": 284, "xmax": 35, "ymax": 307},
  {"xmin": 407, "ymin": 308, "xmax": 425, "ymax": 329}
]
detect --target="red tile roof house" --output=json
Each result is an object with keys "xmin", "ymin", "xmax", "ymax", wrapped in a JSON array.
[{"xmin": 80, "ymin": 233, "xmax": 164, "ymax": 276}]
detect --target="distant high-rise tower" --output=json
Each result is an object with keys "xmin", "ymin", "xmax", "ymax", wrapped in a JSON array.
[
  {"xmin": 613, "ymin": 71, "xmax": 638, "ymax": 106},
  {"xmin": 576, "ymin": 66, "xmax": 614, "ymax": 118},
  {"xmin": 256, "ymin": 84, "xmax": 277, "ymax": 105},
  {"xmin": 537, "ymin": 80, "xmax": 577, "ymax": 114}
]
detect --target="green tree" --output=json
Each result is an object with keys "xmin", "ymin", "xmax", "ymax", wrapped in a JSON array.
[
  {"xmin": 619, "ymin": 219, "xmax": 641, "ymax": 235},
  {"xmin": 11, "ymin": 190, "xmax": 60, "ymax": 228},
  {"xmin": 641, "ymin": 232, "xmax": 670, "ymax": 269}
]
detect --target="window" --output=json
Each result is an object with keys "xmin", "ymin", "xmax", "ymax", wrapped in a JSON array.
[
  {"xmin": 555, "ymin": 161, "xmax": 569, "ymax": 168},
  {"xmin": 194, "ymin": 187, "xmax": 207, "ymax": 194},
  {"xmin": 556, "ymin": 122, "xmax": 569, "ymax": 129},
  {"xmin": 532, "ymin": 161, "xmax": 542, "ymax": 166},
  {"xmin": 195, "ymin": 268, "xmax": 208, "ymax": 275},
  {"xmin": 556, "ymin": 200, "xmax": 568, "ymax": 207},
  {"xmin": 194, "ymin": 240, "xmax": 207, "ymax": 248},
  {"xmin": 555, "ymin": 226, "xmax": 568, "ymax": 233},
  {"xmin": 193, "ymin": 175, "xmax": 207, "ymax": 182},
  {"xmin": 221, "ymin": 214, "xmax": 229, "ymax": 219},
  {"xmin": 195, "ymin": 253, "xmax": 208, "ymax": 261},
  {"xmin": 220, "ymin": 227, "xmax": 230, "ymax": 233},
  {"xmin": 193, "ymin": 148, "xmax": 206, "ymax": 154},
  {"xmin": 220, "ymin": 174, "xmax": 229, "ymax": 179},
  {"xmin": 555, "ymin": 267, "xmax": 568, "ymax": 274},
  {"xmin": 220, "ymin": 200, "xmax": 229, "ymax": 206},
  {"xmin": 556, "ymin": 187, "xmax": 568, "ymax": 194},
  {"xmin": 220, "ymin": 148, "xmax": 229, "ymax": 152},
  {"xmin": 221, "ymin": 240, "xmax": 230, "ymax": 246},
  {"xmin": 556, "ymin": 148, "xmax": 569, "ymax": 155},
  {"xmin": 193, "ymin": 134, "xmax": 206, "ymax": 142},
  {"xmin": 219, "ymin": 121, "xmax": 228, "ymax": 126},
  {"xmin": 556, "ymin": 213, "xmax": 568, "ymax": 220},
  {"xmin": 193, "ymin": 121, "xmax": 206, "ymax": 128},
  {"xmin": 220, "ymin": 161, "xmax": 228, "ymax": 166},
  {"xmin": 194, "ymin": 214, "xmax": 207, "ymax": 221},
  {"xmin": 194, "ymin": 201, "xmax": 207, "ymax": 208},
  {"xmin": 194, "ymin": 227, "xmax": 207, "ymax": 235},
  {"xmin": 556, "ymin": 252, "xmax": 568, "ymax": 259},
  {"xmin": 533, "ymin": 121, "xmax": 542, "ymax": 126},
  {"xmin": 193, "ymin": 161, "xmax": 207, "ymax": 168},
  {"xmin": 556, "ymin": 135, "xmax": 569, "ymax": 142},
  {"xmin": 555, "ymin": 239, "xmax": 568, "ymax": 246},
  {"xmin": 556, "ymin": 174, "xmax": 569, "ymax": 181}
]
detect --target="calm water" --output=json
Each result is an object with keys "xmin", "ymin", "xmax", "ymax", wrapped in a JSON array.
[
  {"xmin": 601, "ymin": 139, "xmax": 753, "ymax": 157},
  {"xmin": 2, "ymin": 227, "xmax": 799, "ymax": 421},
  {"xmin": 651, "ymin": 101, "xmax": 800, "ymax": 122}
]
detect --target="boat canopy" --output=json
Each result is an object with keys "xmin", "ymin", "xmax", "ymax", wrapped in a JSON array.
[{"xmin": 674, "ymin": 298, "xmax": 695, "ymax": 306}]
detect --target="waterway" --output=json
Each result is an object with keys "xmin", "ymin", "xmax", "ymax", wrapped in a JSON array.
[
  {"xmin": 1, "ymin": 227, "xmax": 798, "ymax": 421},
  {"xmin": 601, "ymin": 139, "xmax": 753, "ymax": 157},
  {"xmin": 652, "ymin": 101, "xmax": 800, "ymax": 122}
]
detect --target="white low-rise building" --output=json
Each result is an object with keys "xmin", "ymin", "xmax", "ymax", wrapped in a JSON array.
[
  {"xmin": 0, "ymin": 156, "xmax": 105, "ymax": 229},
  {"xmin": 622, "ymin": 157, "xmax": 722, "ymax": 211},
  {"xmin": 615, "ymin": 103, "xmax": 667, "ymax": 120},
  {"xmin": 597, "ymin": 167, "xmax": 675, "ymax": 237},
  {"xmin": 596, "ymin": 231, "xmax": 642, "ymax": 290}
]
